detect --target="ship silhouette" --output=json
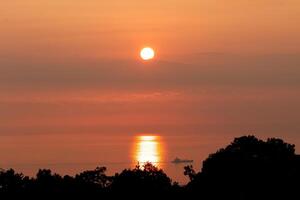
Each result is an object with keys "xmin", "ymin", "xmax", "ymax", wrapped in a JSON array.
[{"xmin": 171, "ymin": 157, "xmax": 193, "ymax": 164}]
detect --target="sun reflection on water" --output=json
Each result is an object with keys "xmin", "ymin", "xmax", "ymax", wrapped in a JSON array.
[{"xmin": 133, "ymin": 135, "xmax": 163, "ymax": 167}]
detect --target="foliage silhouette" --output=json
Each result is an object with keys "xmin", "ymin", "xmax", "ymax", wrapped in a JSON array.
[
  {"xmin": 0, "ymin": 169, "xmax": 28, "ymax": 194},
  {"xmin": 186, "ymin": 135, "xmax": 300, "ymax": 199},
  {"xmin": 110, "ymin": 162, "xmax": 173, "ymax": 197}
]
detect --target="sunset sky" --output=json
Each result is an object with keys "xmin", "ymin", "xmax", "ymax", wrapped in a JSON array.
[{"xmin": 0, "ymin": 1, "xmax": 300, "ymax": 181}]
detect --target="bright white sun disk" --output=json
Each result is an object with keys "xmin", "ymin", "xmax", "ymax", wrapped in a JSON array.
[{"xmin": 140, "ymin": 47, "xmax": 155, "ymax": 60}]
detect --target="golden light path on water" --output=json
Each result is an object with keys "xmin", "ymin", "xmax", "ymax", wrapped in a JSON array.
[{"xmin": 133, "ymin": 135, "xmax": 164, "ymax": 167}]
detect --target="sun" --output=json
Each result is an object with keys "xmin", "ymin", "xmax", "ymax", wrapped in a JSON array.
[{"xmin": 140, "ymin": 47, "xmax": 155, "ymax": 60}]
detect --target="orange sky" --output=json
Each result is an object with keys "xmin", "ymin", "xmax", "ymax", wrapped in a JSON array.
[
  {"xmin": 1, "ymin": 0, "xmax": 300, "ymax": 61},
  {"xmin": 0, "ymin": 1, "xmax": 300, "ymax": 181}
]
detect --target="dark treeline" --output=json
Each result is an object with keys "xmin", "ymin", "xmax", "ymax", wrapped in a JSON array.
[{"xmin": 1, "ymin": 135, "xmax": 300, "ymax": 199}]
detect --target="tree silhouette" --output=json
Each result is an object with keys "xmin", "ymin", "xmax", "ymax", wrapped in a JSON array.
[
  {"xmin": 74, "ymin": 166, "xmax": 111, "ymax": 197},
  {"xmin": 0, "ymin": 169, "xmax": 27, "ymax": 194},
  {"xmin": 75, "ymin": 167, "xmax": 110, "ymax": 188},
  {"xmin": 186, "ymin": 135, "xmax": 299, "ymax": 199},
  {"xmin": 111, "ymin": 162, "xmax": 172, "ymax": 197},
  {"xmin": 183, "ymin": 165, "xmax": 196, "ymax": 181}
]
